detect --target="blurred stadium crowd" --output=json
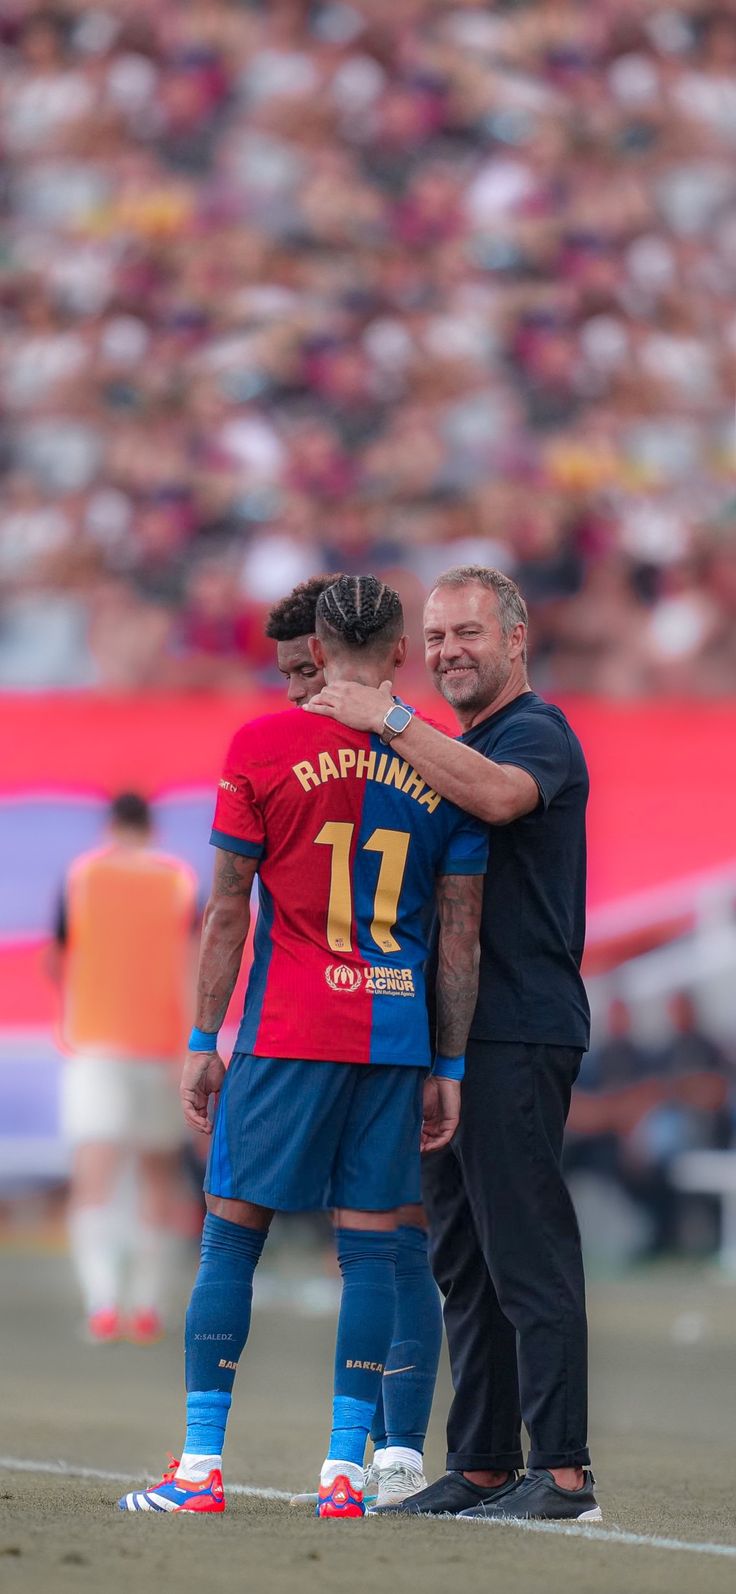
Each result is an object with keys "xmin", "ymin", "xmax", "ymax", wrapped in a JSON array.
[{"xmin": 2, "ymin": 0, "xmax": 736, "ymax": 694}]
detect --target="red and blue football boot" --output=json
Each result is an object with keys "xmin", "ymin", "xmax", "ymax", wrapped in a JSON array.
[
  {"xmin": 118, "ymin": 1455, "xmax": 226, "ymax": 1514},
  {"xmin": 316, "ymin": 1473, "xmax": 365, "ymax": 1518}
]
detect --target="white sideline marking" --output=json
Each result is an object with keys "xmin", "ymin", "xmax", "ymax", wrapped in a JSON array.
[
  {"xmin": 2, "ymin": 1456, "xmax": 736, "ymax": 1560},
  {"xmin": 457, "ymin": 1515, "xmax": 736, "ymax": 1560},
  {"xmin": 0, "ymin": 1455, "xmax": 291, "ymax": 1502}
]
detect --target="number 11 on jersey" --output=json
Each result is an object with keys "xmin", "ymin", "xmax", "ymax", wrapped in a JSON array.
[{"xmin": 314, "ymin": 822, "xmax": 410, "ymax": 956}]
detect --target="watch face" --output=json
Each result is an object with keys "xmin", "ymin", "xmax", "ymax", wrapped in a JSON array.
[{"xmin": 386, "ymin": 704, "xmax": 412, "ymax": 733}]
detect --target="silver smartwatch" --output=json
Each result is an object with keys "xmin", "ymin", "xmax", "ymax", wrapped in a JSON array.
[{"xmin": 381, "ymin": 701, "xmax": 415, "ymax": 745}]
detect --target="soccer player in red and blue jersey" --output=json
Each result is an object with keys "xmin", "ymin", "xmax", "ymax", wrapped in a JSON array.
[
  {"xmin": 266, "ymin": 575, "xmax": 444, "ymax": 1510},
  {"xmin": 119, "ymin": 576, "xmax": 486, "ymax": 1519}
]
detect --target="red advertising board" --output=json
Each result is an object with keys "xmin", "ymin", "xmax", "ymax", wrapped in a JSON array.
[{"xmin": 1, "ymin": 694, "xmax": 734, "ymax": 1024}]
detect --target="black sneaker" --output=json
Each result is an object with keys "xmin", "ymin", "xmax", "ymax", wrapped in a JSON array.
[
  {"xmin": 458, "ymin": 1469, "xmax": 601, "ymax": 1523},
  {"xmin": 370, "ymin": 1469, "xmax": 519, "ymax": 1517}
]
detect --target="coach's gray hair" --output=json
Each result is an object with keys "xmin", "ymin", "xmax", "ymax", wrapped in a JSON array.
[{"xmin": 431, "ymin": 566, "xmax": 529, "ymax": 660}]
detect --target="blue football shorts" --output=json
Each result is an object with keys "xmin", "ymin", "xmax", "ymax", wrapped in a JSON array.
[{"xmin": 205, "ymin": 1052, "xmax": 425, "ymax": 1212}]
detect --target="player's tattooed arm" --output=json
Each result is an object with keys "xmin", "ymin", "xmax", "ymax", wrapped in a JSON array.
[
  {"xmin": 182, "ymin": 848, "xmax": 258, "ymax": 1133},
  {"xmin": 434, "ymin": 872, "xmax": 483, "ymax": 1056},
  {"xmin": 194, "ymin": 848, "xmax": 258, "ymax": 1033}
]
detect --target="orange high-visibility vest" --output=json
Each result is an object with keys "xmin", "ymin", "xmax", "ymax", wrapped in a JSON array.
[{"xmin": 63, "ymin": 845, "xmax": 197, "ymax": 1060}]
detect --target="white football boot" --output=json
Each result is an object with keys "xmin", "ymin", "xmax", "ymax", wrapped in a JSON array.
[{"xmin": 369, "ymin": 1452, "xmax": 428, "ymax": 1511}]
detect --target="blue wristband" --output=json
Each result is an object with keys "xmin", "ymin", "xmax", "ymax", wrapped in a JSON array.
[
  {"xmin": 433, "ymin": 1053, "xmax": 465, "ymax": 1082},
  {"xmin": 188, "ymin": 1026, "xmax": 219, "ymax": 1053}
]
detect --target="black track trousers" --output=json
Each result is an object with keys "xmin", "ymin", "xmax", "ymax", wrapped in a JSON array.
[{"xmin": 422, "ymin": 1039, "xmax": 590, "ymax": 1471}]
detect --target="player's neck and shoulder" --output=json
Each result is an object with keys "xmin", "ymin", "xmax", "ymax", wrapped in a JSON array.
[
  {"xmin": 225, "ymin": 698, "xmax": 459, "ymax": 825},
  {"xmin": 227, "ymin": 705, "xmax": 368, "ymax": 762}
]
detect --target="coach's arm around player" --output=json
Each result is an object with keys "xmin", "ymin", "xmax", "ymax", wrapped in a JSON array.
[
  {"xmin": 306, "ymin": 675, "xmax": 537, "ymax": 827},
  {"xmin": 304, "ymin": 575, "xmax": 539, "ymax": 827},
  {"xmin": 180, "ymin": 847, "xmax": 257, "ymax": 1135}
]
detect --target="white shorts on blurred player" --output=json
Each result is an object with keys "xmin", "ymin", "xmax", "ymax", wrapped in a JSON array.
[
  {"xmin": 62, "ymin": 1053, "xmax": 187, "ymax": 1346},
  {"xmin": 62, "ymin": 1055, "xmax": 183, "ymax": 1151}
]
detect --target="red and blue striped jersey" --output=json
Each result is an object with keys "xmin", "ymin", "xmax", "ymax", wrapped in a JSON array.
[{"xmin": 211, "ymin": 708, "xmax": 487, "ymax": 1068}]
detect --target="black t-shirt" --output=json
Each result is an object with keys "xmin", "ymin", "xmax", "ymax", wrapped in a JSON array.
[{"xmin": 462, "ymin": 691, "xmax": 590, "ymax": 1049}]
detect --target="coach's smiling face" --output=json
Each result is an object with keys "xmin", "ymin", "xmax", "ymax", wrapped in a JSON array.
[{"xmin": 424, "ymin": 582, "xmax": 526, "ymax": 727}]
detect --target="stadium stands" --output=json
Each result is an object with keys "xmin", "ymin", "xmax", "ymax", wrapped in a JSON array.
[{"xmin": 1, "ymin": 0, "xmax": 736, "ymax": 693}]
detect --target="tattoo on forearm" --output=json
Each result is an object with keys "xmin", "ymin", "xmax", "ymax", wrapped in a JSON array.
[
  {"xmin": 435, "ymin": 874, "xmax": 483, "ymax": 1056},
  {"xmin": 215, "ymin": 848, "xmax": 254, "ymax": 895},
  {"xmin": 195, "ymin": 920, "xmax": 246, "ymax": 1032},
  {"xmin": 194, "ymin": 849, "xmax": 257, "ymax": 1030}
]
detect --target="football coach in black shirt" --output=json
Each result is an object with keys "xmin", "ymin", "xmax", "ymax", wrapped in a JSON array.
[{"xmin": 306, "ymin": 565, "xmax": 598, "ymax": 1523}]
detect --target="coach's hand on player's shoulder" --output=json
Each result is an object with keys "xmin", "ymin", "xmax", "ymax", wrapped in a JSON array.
[
  {"xmin": 304, "ymin": 679, "xmax": 393, "ymax": 733},
  {"xmin": 180, "ymin": 1049, "xmax": 226, "ymax": 1135},
  {"xmin": 421, "ymin": 1076, "xmax": 461, "ymax": 1154}
]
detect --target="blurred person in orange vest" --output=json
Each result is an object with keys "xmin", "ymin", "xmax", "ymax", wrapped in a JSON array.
[{"xmin": 48, "ymin": 792, "xmax": 197, "ymax": 1344}]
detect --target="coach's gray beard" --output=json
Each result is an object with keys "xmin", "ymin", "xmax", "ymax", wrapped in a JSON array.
[{"xmin": 435, "ymin": 656, "xmax": 510, "ymax": 715}]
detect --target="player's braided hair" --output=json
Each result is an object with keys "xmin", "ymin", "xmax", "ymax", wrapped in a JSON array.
[
  {"xmin": 316, "ymin": 575, "xmax": 403, "ymax": 650},
  {"xmin": 265, "ymin": 574, "xmax": 344, "ymax": 641}
]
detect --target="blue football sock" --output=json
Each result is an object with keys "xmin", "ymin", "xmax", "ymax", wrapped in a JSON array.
[
  {"xmin": 383, "ymin": 1224, "xmax": 443, "ymax": 1454},
  {"xmin": 328, "ymin": 1228, "xmax": 397, "ymax": 1468},
  {"xmin": 183, "ymin": 1213, "xmax": 267, "ymax": 1456},
  {"xmin": 184, "ymin": 1389, "xmax": 232, "ymax": 1458},
  {"xmin": 370, "ymin": 1388, "xmax": 387, "ymax": 1453}
]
